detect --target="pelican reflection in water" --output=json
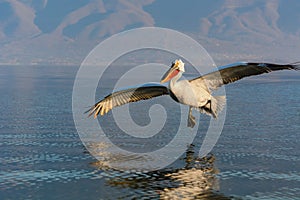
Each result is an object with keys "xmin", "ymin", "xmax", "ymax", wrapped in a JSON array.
[
  {"xmin": 87, "ymin": 59, "xmax": 299, "ymax": 127},
  {"xmin": 90, "ymin": 144, "xmax": 232, "ymax": 199}
]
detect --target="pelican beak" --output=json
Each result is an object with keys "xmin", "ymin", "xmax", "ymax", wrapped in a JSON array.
[{"xmin": 160, "ymin": 63, "xmax": 179, "ymax": 83}]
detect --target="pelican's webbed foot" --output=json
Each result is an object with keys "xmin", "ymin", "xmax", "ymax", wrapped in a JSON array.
[{"xmin": 188, "ymin": 107, "xmax": 196, "ymax": 128}]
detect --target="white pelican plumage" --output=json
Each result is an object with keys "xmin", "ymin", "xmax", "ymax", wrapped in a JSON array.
[{"xmin": 87, "ymin": 60, "xmax": 299, "ymax": 128}]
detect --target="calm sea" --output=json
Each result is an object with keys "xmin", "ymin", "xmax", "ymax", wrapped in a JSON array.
[{"xmin": 0, "ymin": 65, "xmax": 299, "ymax": 199}]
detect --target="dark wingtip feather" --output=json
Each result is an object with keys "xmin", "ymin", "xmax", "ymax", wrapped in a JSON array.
[
  {"xmin": 84, "ymin": 104, "xmax": 98, "ymax": 118},
  {"xmin": 84, "ymin": 107, "xmax": 92, "ymax": 114},
  {"xmin": 289, "ymin": 62, "xmax": 300, "ymax": 70},
  {"xmin": 293, "ymin": 66, "xmax": 300, "ymax": 70}
]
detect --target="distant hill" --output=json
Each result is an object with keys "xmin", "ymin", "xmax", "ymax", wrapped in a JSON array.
[{"xmin": 0, "ymin": 0, "xmax": 300, "ymax": 65}]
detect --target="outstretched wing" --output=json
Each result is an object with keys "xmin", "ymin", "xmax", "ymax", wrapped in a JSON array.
[
  {"xmin": 189, "ymin": 62, "xmax": 300, "ymax": 91},
  {"xmin": 86, "ymin": 83, "xmax": 169, "ymax": 118}
]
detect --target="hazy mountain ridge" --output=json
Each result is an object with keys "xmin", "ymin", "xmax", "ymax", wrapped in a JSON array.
[
  {"xmin": 199, "ymin": 1, "xmax": 283, "ymax": 41},
  {"xmin": 0, "ymin": 0, "xmax": 300, "ymax": 65}
]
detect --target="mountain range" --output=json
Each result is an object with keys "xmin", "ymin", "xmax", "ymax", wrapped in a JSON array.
[{"xmin": 1, "ymin": 0, "xmax": 300, "ymax": 65}]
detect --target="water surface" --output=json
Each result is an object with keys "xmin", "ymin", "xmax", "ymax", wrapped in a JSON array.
[{"xmin": 0, "ymin": 65, "xmax": 299, "ymax": 199}]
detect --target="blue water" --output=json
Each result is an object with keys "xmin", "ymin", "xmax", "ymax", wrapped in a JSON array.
[{"xmin": 0, "ymin": 65, "xmax": 299, "ymax": 199}]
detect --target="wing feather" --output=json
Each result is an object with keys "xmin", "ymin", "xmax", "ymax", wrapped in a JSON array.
[
  {"xmin": 86, "ymin": 84, "xmax": 169, "ymax": 118},
  {"xmin": 189, "ymin": 62, "xmax": 299, "ymax": 91}
]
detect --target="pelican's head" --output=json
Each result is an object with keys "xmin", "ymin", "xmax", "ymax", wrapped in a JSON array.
[{"xmin": 160, "ymin": 59, "xmax": 185, "ymax": 83}]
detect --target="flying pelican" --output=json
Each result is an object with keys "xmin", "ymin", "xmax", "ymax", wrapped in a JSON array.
[{"xmin": 86, "ymin": 60, "xmax": 299, "ymax": 128}]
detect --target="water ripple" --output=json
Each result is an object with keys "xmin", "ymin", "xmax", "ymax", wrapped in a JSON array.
[
  {"xmin": 0, "ymin": 169, "xmax": 104, "ymax": 190},
  {"xmin": 219, "ymin": 170, "xmax": 300, "ymax": 182}
]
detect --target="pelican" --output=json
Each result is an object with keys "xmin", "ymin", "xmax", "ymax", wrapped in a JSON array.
[{"xmin": 86, "ymin": 60, "xmax": 299, "ymax": 128}]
